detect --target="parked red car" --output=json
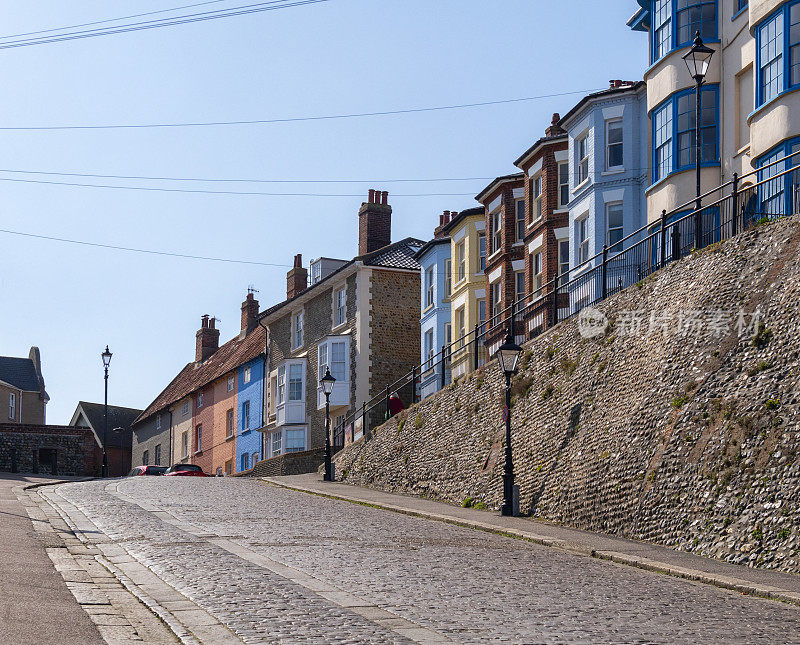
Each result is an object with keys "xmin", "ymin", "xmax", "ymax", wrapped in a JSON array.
[
  {"xmin": 164, "ymin": 464, "xmax": 210, "ymax": 477},
  {"xmin": 128, "ymin": 465, "xmax": 167, "ymax": 476}
]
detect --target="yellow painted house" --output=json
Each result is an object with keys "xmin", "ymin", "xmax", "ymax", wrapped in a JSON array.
[{"xmin": 441, "ymin": 206, "xmax": 487, "ymax": 378}]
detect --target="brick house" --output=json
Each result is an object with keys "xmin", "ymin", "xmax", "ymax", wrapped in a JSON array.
[
  {"xmin": 132, "ymin": 295, "xmax": 266, "ymax": 475},
  {"xmin": 0, "ymin": 347, "xmax": 49, "ymax": 425},
  {"xmin": 512, "ymin": 114, "xmax": 571, "ymax": 341},
  {"xmin": 69, "ymin": 402, "xmax": 141, "ymax": 477},
  {"xmin": 257, "ymin": 190, "xmax": 422, "ymax": 467},
  {"xmin": 476, "ymin": 173, "xmax": 527, "ymax": 354}
]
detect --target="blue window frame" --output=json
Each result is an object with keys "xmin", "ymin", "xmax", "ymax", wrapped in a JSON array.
[
  {"xmin": 755, "ymin": 1, "xmax": 800, "ymax": 107},
  {"xmin": 734, "ymin": 0, "xmax": 747, "ymax": 16},
  {"xmin": 651, "ymin": 85, "xmax": 719, "ymax": 185},
  {"xmin": 651, "ymin": 0, "xmax": 718, "ymax": 64},
  {"xmin": 756, "ymin": 137, "xmax": 800, "ymax": 217},
  {"xmin": 241, "ymin": 453, "xmax": 249, "ymax": 471}
]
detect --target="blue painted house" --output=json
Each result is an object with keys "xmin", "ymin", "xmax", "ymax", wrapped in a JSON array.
[
  {"xmin": 236, "ymin": 356, "xmax": 264, "ymax": 472},
  {"xmin": 414, "ymin": 213, "xmax": 453, "ymax": 399},
  {"xmin": 560, "ymin": 81, "xmax": 649, "ymax": 310}
]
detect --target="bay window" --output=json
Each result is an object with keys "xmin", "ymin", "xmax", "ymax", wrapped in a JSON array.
[
  {"xmin": 756, "ymin": 2, "xmax": 800, "ymax": 107},
  {"xmin": 277, "ymin": 366, "xmax": 285, "ymax": 404},
  {"xmin": 558, "ymin": 240, "xmax": 570, "ymax": 282},
  {"xmin": 478, "ymin": 235, "xmax": 486, "ymax": 272},
  {"xmin": 652, "ymin": 85, "xmax": 719, "ymax": 184},
  {"xmin": 532, "ymin": 252, "xmax": 543, "ymax": 295},
  {"xmin": 606, "ymin": 120, "xmax": 623, "ymax": 170},
  {"xmin": 532, "ymin": 175, "xmax": 543, "ymax": 222},
  {"xmin": 457, "ymin": 241, "xmax": 466, "ymax": 281},
  {"xmin": 425, "ymin": 266, "xmax": 434, "ymax": 308},
  {"xmin": 577, "ymin": 135, "xmax": 589, "ymax": 184},
  {"xmin": 757, "ymin": 138, "xmax": 800, "ymax": 217},
  {"xmin": 652, "ymin": 0, "xmax": 718, "ymax": 64},
  {"xmin": 515, "ymin": 198, "xmax": 526, "ymax": 241},
  {"xmin": 578, "ymin": 216, "xmax": 590, "ymax": 265},
  {"xmin": 607, "ymin": 203, "xmax": 624, "ymax": 252},
  {"xmin": 491, "ymin": 282, "xmax": 501, "ymax": 319},
  {"xmin": 444, "ymin": 259, "xmax": 453, "ymax": 295},
  {"xmin": 491, "ymin": 209, "xmax": 501, "ymax": 253},
  {"xmin": 424, "ymin": 329, "xmax": 434, "ymax": 370},
  {"xmin": 285, "ymin": 429, "xmax": 306, "ymax": 453},
  {"xmin": 515, "ymin": 271, "xmax": 525, "ymax": 303},
  {"xmin": 272, "ymin": 430, "xmax": 282, "ymax": 457},
  {"xmin": 558, "ymin": 162, "xmax": 569, "ymax": 208},
  {"xmin": 288, "ymin": 363, "xmax": 303, "ymax": 401}
]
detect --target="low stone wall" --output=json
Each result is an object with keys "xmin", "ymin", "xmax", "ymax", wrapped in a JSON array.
[
  {"xmin": 334, "ymin": 217, "xmax": 800, "ymax": 574},
  {"xmin": 237, "ymin": 448, "xmax": 325, "ymax": 478},
  {"xmin": 0, "ymin": 424, "xmax": 100, "ymax": 476}
]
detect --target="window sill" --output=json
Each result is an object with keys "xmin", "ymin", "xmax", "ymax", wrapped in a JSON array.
[
  {"xmin": 423, "ymin": 304, "xmax": 435, "ymax": 314},
  {"xmin": 331, "ymin": 321, "xmax": 349, "ymax": 333},
  {"xmin": 734, "ymin": 144, "xmax": 751, "ymax": 159},
  {"xmin": 194, "ymin": 450, "xmax": 203, "ymax": 456},
  {"xmin": 240, "ymin": 428, "xmax": 250, "ymax": 435},
  {"xmin": 646, "ymin": 162, "xmax": 721, "ymax": 194},
  {"xmin": 487, "ymin": 249, "xmax": 502, "ymax": 263},
  {"xmin": 225, "ymin": 434, "xmax": 235, "ymax": 441},
  {"xmin": 731, "ymin": 5, "xmax": 747, "ymax": 21},
  {"xmin": 512, "ymin": 242, "xmax": 524, "ymax": 247},
  {"xmin": 574, "ymin": 178, "xmax": 591, "ymax": 192},
  {"xmin": 553, "ymin": 208, "xmax": 569, "ymax": 215},
  {"xmin": 602, "ymin": 168, "xmax": 625, "ymax": 176},
  {"xmin": 748, "ymin": 86, "xmax": 800, "ymax": 127}
]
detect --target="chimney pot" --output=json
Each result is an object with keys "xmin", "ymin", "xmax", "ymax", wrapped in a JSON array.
[
  {"xmin": 381, "ymin": 191, "xmax": 388, "ymax": 205},
  {"xmin": 196, "ymin": 315, "xmax": 220, "ymax": 362},
  {"xmin": 368, "ymin": 189, "xmax": 375, "ymax": 203},
  {"xmin": 286, "ymin": 254, "xmax": 308, "ymax": 300},
  {"xmin": 241, "ymin": 291, "xmax": 260, "ymax": 334},
  {"xmin": 358, "ymin": 188, "xmax": 392, "ymax": 255}
]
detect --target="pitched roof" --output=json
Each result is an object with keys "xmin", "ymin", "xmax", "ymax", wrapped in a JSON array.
[
  {"xmin": 414, "ymin": 236, "xmax": 450, "ymax": 261},
  {"xmin": 558, "ymin": 81, "xmax": 646, "ymax": 128},
  {"xmin": 72, "ymin": 401, "xmax": 143, "ymax": 448},
  {"xmin": 513, "ymin": 133, "xmax": 568, "ymax": 169},
  {"xmin": 441, "ymin": 207, "xmax": 485, "ymax": 235},
  {"xmin": 474, "ymin": 173, "xmax": 525, "ymax": 204},
  {"xmin": 0, "ymin": 356, "xmax": 41, "ymax": 392},
  {"xmin": 258, "ymin": 237, "xmax": 425, "ymax": 323},
  {"xmin": 135, "ymin": 327, "xmax": 265, "ymax": 426}
]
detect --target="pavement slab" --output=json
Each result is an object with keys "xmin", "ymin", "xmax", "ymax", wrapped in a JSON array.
[{"xmin": 46, "ymin": 476, "xmax": 800, "ymax": 644}]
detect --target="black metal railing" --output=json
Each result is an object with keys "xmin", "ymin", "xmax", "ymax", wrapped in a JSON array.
[{"xmin": 337, "ymin": 151, "xmax": 800, "ymax": 444}]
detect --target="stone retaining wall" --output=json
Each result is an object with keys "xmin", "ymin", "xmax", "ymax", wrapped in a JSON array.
[
  {"xmin": 0, "ymin": 424, "xmax": 100, "ymax": 476},
  {"xmin": 334, "ymin": 216, "xmax": 800, "ymax": 573},
  {"xmin": 239, "ymin": 448, "xmax": 325, "ymax": 478}
]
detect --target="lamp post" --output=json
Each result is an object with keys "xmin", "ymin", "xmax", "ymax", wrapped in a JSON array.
[
  {"xmin": 101, "ymin": 346, "xmax": 112, "ymax": 477},
  {"xmin": 683, "ymin": 32, "xmax": 715, "ymax": 247},
  {"xmin": 320, "ymin": 367, "xmax": 336, "ymax": 482},
  {"xmin": 496, "ymin": 331, "xmax": 522, "ymax": 516}
]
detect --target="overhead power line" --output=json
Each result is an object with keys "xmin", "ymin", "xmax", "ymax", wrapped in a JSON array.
[
  {"xmin": 0, "ymin": 88, "xmax": 601, "ymax": 131},
  {"xmin": 0, "ymin": 227, "xmax": 292, "ymax": 267},
  {"xmin": 0, "ymin": 168, "xmax": 494, "ymax": 184},
  {"xmin": 0, "ymin": 0, "xmax": 331, "ymax": 51},
  {"xmin": 0, "ymin": 0, "xmax": 230, "ymax": 41},
  {"xmin": 0, "ymin": 175, "xmax": 476, "ymax": 197}
]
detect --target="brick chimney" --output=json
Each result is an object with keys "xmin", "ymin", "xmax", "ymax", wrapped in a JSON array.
[
  {"xmin": 434, "ymin": 210, "xmax": 454, "ymax": 239},
  {"xmin": 545, "ymin": 113, "xmax": 566, "ymax": 138},
  {"xmin": 358, "ymin": 188, "xmax": 392, "ymax": 255},
  {"xmin": 241, "ymin": 291, "xmax": 259, "ymax": 334},
  {"xmin": 196, "ymin": 315, "xmax": 220, "ymax": 363},
  {"xmin": 287, "ymin": 254, "xmax": 308, "ymax": 300}
]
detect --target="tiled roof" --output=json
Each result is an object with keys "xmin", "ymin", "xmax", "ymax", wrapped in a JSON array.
[
  {"xmin": 135, "ymin": 327, "xmax": 265, "ymax": 425},
  {"xmin": 258, "ymin": 238, "xmax": 424, "ymax": 324},
  {"xmin": 0, "ymin": 356, "xmax": 41, "ymax": 392},
  {"xmin": 441, "ymin": 207, "xmax": 485, "ymax": 235},
  {"xmin": 74, "ymin": 402, "xmax": 143, "ymax": 449},
  {"xmin": 362, "ymin": 237, "xmax": 425, "ymax": 270}
]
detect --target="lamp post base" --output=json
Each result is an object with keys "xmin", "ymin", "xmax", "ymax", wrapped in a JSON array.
[{"xmin": 501, "ymin": 472, "xmax": 515, "ymax": 516}]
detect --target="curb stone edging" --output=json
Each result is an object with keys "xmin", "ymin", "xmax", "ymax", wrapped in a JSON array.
[{"xmin": 262, "ymin": 477, "xmax": 800, "ymax": 608}]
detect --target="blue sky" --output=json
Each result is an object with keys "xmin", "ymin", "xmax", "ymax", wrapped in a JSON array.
[{"xmin": 0, "ymin": 1, "xmax": 646, "ymax": 423}]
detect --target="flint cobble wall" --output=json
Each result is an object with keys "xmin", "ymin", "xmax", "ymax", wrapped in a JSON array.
[
  {"xmin": 239, "ymin": 448, "xmax": 325, "ymax": 477},
  {"xmin": 0, "ymin": 424, "xmax": 99, "ymax": 475},
  {"xmin": 335, "ymin": 216, "xmax": 800, "ymax": 573}
]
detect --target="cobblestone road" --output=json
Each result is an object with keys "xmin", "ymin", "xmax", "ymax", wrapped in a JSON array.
[{"xmin": 55, "ymin": 478, "xmax": 800, "ymax": 644}]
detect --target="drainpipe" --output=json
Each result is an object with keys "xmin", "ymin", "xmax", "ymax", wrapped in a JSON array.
[{"xmin": 166, "ymin": 408, "xmax": 174, "ymax": 466}]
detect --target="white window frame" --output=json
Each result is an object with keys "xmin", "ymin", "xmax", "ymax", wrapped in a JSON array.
[
  {"xmin": 515, "ymin": 270, "xmax": 526, "ymax": 303},
  {"xmin": 334, "ymin": 287, "xmax": 347, "ymax": 327},
  {"xmin": 456, "ymin": 306, "xmax": 466, "ymax": 348},
  {"xmin": 285, "ymin": 428, "xmax": 306, "ymax": 453},
  {"xmin": 195, "ymin": 424, "xmax": 202, "ymax": 454},
  {"xmin": 242, "ymin": 400, "xmax": 250, "ymax": 431},
  {"xmin": 577, "ymin": 134, "xmax": 590, "ymax": 184},
  {"xmin": 578, "ymin": 215, "xmax": 590, "ymax": 265},
  {"xmin": 491, "ymin": 209, "xmax": 502, "ymax": 254},
  {"xmin": 271, "ymin": 429, "xmax": 283, "ymax": 457},
  {"xmin": 425, "ymin": 266, "xmax": 435, "ymax": 308},
  {"xmin": 456, "ymin": 241, "xmax": 466, "ymax": 282},
  {"xmin": 558, "ymin": 162, "xmax": 570, "ymax": 208},
  {"xmin": 292, "ymin": 311, "xmax": 304, "ymax": 350},
  {"xmin": 477, "ymin": 234, "xmax": 486, "ymax": 273},
  {"xmin": 532, "ymin": 175, "xmax": 543, "ymax": 222},
  {"xmin": 8, "ymin": 393, "xmax": 15, "ymax": 420},
  {"xmin": 558, "ymin": 240, "xmax": 570, "ymax": 282},
  {"xmin": 491, "ymin": 281, "xmax": 502, "ymax": 319},
  {"xmin": 606, "ymin": 119, "xmax": 624, "ymax": 170},
  {"xmin": 197, "ymin": 392, "xmax": 203, "ymax": 408},
  {"xmin": 424, "ymin": 329, "xmax": 434, "ymax": 371},
  {"xmin": 515, "ymin": 198, "xmax": 526, "ymax": 241},
  {"xmin": 227, "ymin": 375, "xmax": 235, "ymax": 392},
  {"xmin": 181, "ymin": 431, "xmax": 188, "ymax": 458},
  {"xmin": 606, "ymin": 202, "xmax": 624, "ymax": 252},
  {"xmin": 532, "ymin": 251, "xmax": 543, "ymax": 295},
  {"xmin": 244, "ymin": 366, "xmax": 251, "ymax": 384},
  {"xmin": 182, "ymin": 401, "xmax": 189, "ymax": 416},
  {"xmin": 226, "ymin": 408, "xmax": 234, "ymax": 438},
  {"xmin": 277, "ymin": 366, "xmax": 286, "ymax": 404},
  {"xmin": 156, "ymin": 413, "xmax": 161, "ymax": 430},
  {"xmin": 288, "ymin": 363, "xmax": 304, "ymax": 402},
  {"xmin": 444, "ymin": 259, "xmax": 452, "ymax": 297}
]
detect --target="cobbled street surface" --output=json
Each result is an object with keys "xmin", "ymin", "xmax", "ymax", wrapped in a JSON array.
[{"xmin": 55, "ymin": 477, "xmax": 800, "ymax": 644}]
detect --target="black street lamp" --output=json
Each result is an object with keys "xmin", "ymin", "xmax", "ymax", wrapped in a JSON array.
[
  {"xmin": 683, "ymin": 32, "xmax": 715, "ymax": 246},
  {"xmin": 101, "ymin": 345, "xmax": 112, "ymax": 477},
  {"xmin": 496, "ymin": 332, "xmax": 522, "ymax": 516},
  {"xmin": 320, "ymin": 367, "xmax": 336, "ymax": 482}
]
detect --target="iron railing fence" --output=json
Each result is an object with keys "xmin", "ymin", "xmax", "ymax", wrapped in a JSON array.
[{"xmin": 335, "ymin": 152, "xmax": 800, "ymax": 448}]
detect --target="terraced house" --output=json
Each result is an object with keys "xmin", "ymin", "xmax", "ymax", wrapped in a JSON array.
[
  {"xmin": 628, "ymin": 0, "xmax": 800, "ymax": 222},
  {"xmin": 257, "ymin": 190, "xmax": 422, "ymax": 471},
  {"xmin": 131, "ymin": 294, "xmax": 266, "ymax": 475}
]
